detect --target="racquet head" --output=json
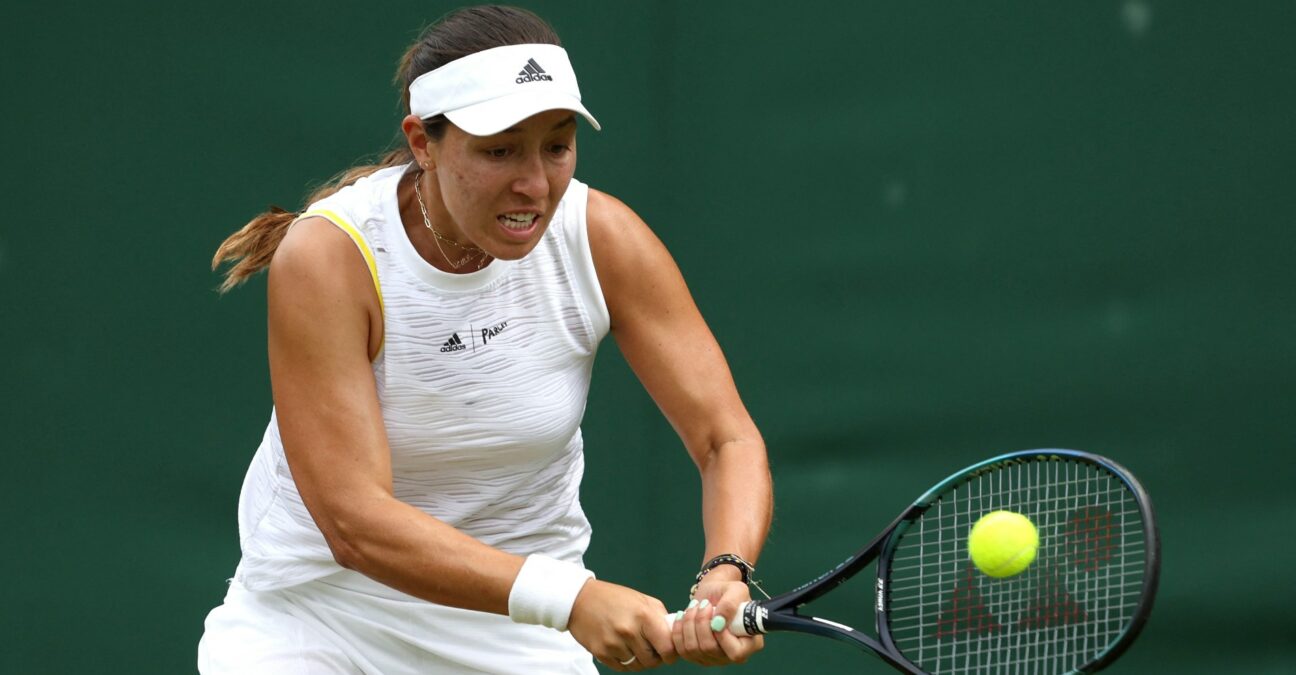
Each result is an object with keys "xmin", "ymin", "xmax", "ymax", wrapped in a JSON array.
[{"xmin": 877, "ymin": 449, "xmax": 1160, "ymax": 674}]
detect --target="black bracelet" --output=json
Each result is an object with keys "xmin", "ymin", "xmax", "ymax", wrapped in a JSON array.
[
  {"xmin": 690, "ymin": 553, "xmax": 769, "ymax": 599},
  {"xmin": 696, "ymin": 553, "xmax": 754, "ymax": 584}
]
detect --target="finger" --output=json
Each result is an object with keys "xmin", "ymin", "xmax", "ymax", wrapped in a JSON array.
[
  {"xmin": 711, "ymin": 599, "xmax": 739, "ymax": 634},
  {"xmin": 669, "ymin": 608, "xmax": 688, "ymax": 659},
  {"xmin": 641, "ymin": 610, "xmax": 677, "ymax": 666},
  {"xmin": 596, "ymin": 655, "xmax": 635, "ymax": 672},
  {"xmin": 627, "ymin": 640, "xmax": 660, "ymax": 670},
  {"xmin": 677, "ymin": 600, "xmax": 722, "ymax": 666},
  {"xmin": 693, "ymin": 604, "xmax": 726, "ymax": 664},
  {"xmin": 715, "ymin": 628, "xmax": 763, "ymax": 664},
  {"xmin": 679, "ymin": 603, "xmax": 702, "ymax": 658}
]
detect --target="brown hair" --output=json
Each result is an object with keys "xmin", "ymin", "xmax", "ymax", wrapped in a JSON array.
[{"xmin": 212, "ymin": 5, "xmax": 562, "ymax": 292}]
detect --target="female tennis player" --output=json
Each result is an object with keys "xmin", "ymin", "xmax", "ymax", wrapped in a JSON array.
[{"xmin": 197, "ymin": 5, "xmax": 772, "ymax": 673}]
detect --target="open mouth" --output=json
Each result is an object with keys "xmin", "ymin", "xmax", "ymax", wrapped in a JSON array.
[
  {"xmin": 498, "ymin": 212, "xmax": 540, "ymax": 240},
  {"xmin": 499, "ymin": 212, "xmax": 538, "ymax": 230}
]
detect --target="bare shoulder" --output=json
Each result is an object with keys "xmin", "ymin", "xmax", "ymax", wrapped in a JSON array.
[
  {"xmin": 585, "ymin": 187, "xmax": 691, "ymax": 332},
  {"xmin": 267, "ymin": 215, "xmax": 381, "ymax": 357},
  {"xmin": 586, "ymin": 187, "xmax": 636, "ymax": 227},
  {"xmin": 586, "ymin": 188, "xmax": 671, "ymax": 274},
  {"xmin": 269, "ymin": 216, "xmax": 374, "ymax": 303}
]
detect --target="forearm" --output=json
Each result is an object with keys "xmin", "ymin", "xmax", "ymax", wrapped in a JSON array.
[
  {"xmin": 317, "ymin": 493, "xmax": 524, "ymax": 615},
  {"xmin": 697, "ymin": 436, "xmax": 772, "ymax": 568}
]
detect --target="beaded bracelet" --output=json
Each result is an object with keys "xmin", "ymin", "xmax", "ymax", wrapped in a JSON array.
[{"xmin": 690, "ymin": 553, "xmax": 770, "ymax": 599}]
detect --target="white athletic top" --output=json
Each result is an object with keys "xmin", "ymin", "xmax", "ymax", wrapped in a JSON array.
[{"xmin": 227, "ymin": 165, "xmax": 608, "ymax": 671}]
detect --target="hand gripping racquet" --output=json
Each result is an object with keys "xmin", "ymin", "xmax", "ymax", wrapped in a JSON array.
[{"xmin": 674, "ymin": 449, "xmax": 1159, "ymax": 674}]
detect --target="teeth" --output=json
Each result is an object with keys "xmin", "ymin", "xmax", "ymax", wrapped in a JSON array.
[{"xmin": 500, "ymin": 213, "xmax": 537, "ymax": 230}]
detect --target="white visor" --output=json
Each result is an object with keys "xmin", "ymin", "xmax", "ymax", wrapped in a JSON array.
[{"xmin": 408, "ymin": 43, "xmax": 600, "ymax": 137}]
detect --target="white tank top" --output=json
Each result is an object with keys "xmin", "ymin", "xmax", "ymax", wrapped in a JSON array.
[{"xmin": 233, "ymin": 164, "xmax": 610, "ymax": 591}]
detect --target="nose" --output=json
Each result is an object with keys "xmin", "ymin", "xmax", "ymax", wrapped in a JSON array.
[{"xmin": 511, "ymin": 151, "xmax": 549, "ymax": 200}]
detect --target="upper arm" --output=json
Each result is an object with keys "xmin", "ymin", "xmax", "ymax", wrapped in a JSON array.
[
  {"xmin": 266, "ymin": 217, "xmax": 392, "ymax": 549},
  {"xmin": 586, "ymin": 190, "xmax": 759, "ymax": 465}
]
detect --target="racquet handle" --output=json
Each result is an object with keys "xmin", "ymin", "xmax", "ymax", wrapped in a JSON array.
[{"xmin": 663, "ymin": 600, "xmax": 761, "ymax": 636}]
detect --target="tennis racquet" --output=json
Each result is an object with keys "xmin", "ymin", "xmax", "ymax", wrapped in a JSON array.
[{"xmin": 679, "ymin": 449, "xmax": 1160, "ymax": 674}]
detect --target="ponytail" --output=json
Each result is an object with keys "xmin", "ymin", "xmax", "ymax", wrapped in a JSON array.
[
  {"xmin": 211, "ymin": 147, "xmax": 412, "ymax": 292},
  {"xmin": 213, "ymin": 5, "xmax": 560, "ymax": 293}
]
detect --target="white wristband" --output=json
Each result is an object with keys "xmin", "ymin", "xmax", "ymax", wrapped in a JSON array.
[{"xmin": 507, "ymin": 554, "xmax": 595, "ymax": 631}]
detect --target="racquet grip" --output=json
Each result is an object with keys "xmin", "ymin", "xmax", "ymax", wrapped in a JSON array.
[{"xmin": 663, "ymin": 601, "xmax": 758, "ymax": 636}]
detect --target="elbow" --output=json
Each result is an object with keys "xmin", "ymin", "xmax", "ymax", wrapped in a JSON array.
[
  {"xmin": 324, "ymin": 536, "xmax": 364, "ymax": 571},
  {"xmin": 695, "ymin": 435, "xmax": 768, "ymax": 475},
  {"xmin": 301, "ymin": 486, "xmax": 395, "ymax": 572},
  {"xmin": 315, "ymin": 510, "xmax": 373, "ymax": 572}
]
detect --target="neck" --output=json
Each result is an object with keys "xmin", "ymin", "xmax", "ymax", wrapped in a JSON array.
[{"xmin": 405, "ymin": 170, "xmax": 492, "ymax": 272}]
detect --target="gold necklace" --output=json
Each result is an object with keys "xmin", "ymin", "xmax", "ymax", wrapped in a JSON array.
[{"xmin": 413, "ymin": 172, "xmax": 491, "ymax": 270}]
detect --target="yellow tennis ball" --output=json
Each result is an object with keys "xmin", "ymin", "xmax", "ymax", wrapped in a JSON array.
[{"xmin": 968, "ymin": 510, "xmax": 1038, "ymax": 578}]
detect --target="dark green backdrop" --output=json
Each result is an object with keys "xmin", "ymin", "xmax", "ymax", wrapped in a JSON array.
[{"xmin": 3, "ymin": 1, "xmax": 1292, "ymax": 673}]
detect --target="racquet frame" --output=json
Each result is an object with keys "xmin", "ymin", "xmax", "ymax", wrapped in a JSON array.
[{"xmin": 731, "ymin": 449, "xmax": 1160, "ymax": 674}]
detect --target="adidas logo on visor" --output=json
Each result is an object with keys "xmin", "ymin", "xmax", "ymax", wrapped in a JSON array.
[{"xmin": 515, "ymin": 58, "xmax": 553, "ymax": 84}]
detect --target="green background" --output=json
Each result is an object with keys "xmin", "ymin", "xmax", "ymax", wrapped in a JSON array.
[{"xmin": 3, "ymin": 1, "xmax": 1292, "ymax": 672}]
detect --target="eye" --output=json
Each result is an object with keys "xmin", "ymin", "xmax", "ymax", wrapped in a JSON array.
[
  {"xmin": 548, "ymin": 143, "xmax": 572, "ymax": 156},
  {"xmin": 485, "ymin": 147, "xmax": 510, "ymax": 159}
]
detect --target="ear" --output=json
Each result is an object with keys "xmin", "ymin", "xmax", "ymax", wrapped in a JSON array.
[{"xmin": 401, "ymin": 114, "xmax": 438, "ymax": 171}]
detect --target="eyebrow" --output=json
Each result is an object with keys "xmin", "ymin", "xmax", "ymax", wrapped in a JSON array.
[{"xmin": 500, "ymin": 114, "xmax": 577, "ymax": 135}]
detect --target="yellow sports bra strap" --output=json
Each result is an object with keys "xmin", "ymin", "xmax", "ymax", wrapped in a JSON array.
[{"xmin": 298, "ymin": 209, "xmax": 385, "ymax": 355}]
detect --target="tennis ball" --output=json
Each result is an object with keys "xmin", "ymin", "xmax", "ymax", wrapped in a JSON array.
[{"xmin": 968, "ymin": 510, "xmax": 1038, "ymax": 578}]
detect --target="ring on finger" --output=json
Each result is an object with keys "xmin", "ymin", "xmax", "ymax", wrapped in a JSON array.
[{"xmin": 618, "ymin": 655, "xmax": 637, "ymax": 665}]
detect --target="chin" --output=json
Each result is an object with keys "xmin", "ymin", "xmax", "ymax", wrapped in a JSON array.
[
  {"xmin": 487, "ymin": 237, "xmax": 544, "ymax": 261},
  {"xmin": 487, "ymin": 222, "xmax": 550, "ymax": 260}
]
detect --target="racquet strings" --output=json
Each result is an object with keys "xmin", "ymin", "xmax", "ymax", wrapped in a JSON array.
[{"xmin": 885, "ymin": 457, "xmax": 1148, "ymax": 674}]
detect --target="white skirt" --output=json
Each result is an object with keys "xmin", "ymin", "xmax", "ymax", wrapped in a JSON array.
[{"xmin": 198, "ymin": 570, "xmax": 597, "ymax": 674}]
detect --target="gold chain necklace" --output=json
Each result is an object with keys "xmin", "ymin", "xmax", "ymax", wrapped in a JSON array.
[{"xmin": 413, "ymin": 172, "xmax": 491, "ymax": 271}]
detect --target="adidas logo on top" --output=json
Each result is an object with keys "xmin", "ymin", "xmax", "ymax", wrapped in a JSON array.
[
  {"xmin": 515, "ymin": 58, "xmax": 553, "ymax": 84},
  {"xmin": 439, "ymin": 332, "xmax": 466, "ymax": 353}
]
